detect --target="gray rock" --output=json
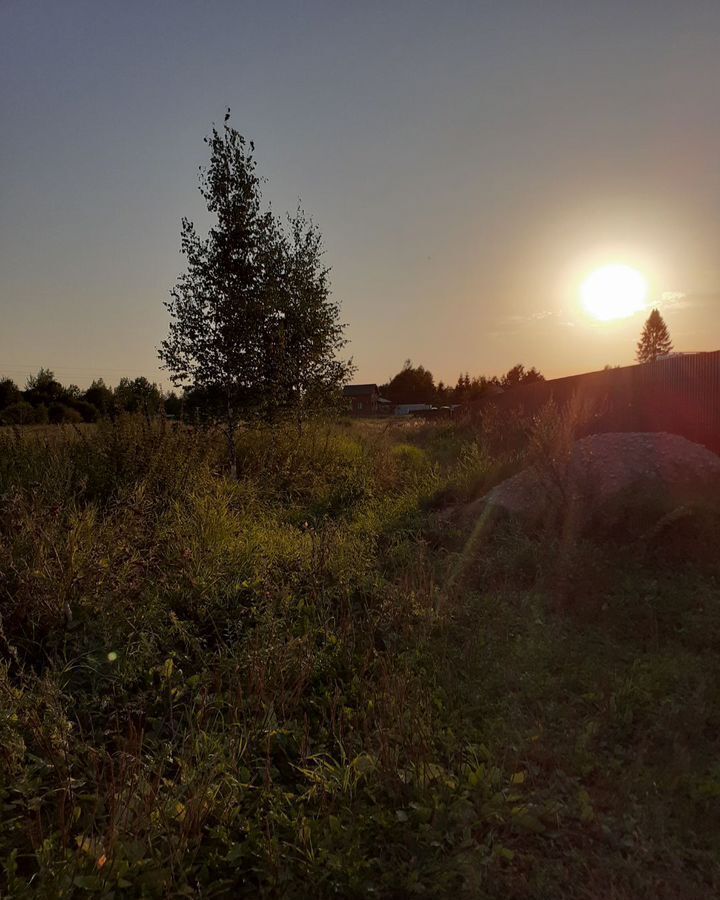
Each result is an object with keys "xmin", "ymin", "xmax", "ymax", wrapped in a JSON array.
[{"xmin": 483, "ymin": 432, "xmax": 720, "ymax": 526}]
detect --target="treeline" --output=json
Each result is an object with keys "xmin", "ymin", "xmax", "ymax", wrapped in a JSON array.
[
  {"xmin": 380, "ymin": 360, "xmax": 544, "ymax": 404},
  {"xmin": 0, "ymin": 369, "xmax": 174, "ymax": 425}
]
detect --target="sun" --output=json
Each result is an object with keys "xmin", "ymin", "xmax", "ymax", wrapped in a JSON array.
[{"xmin": 580, "ymin": 264, "xmax": 648, "ymax": 321}]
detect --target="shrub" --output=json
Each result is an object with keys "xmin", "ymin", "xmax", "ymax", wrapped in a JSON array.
[
  {"xmin": 390, "ymin": 442, "xmax": 429, "ymax": 474},
  {"xmin": 0, "ymin": 401, "xmax": 40, "ymax": 425},
  {"xmin": 48, "ymin": 402, "xmax": 83, "ymax": 424},
  {"xmin": 69, "ymin": 399, "xmax": 99, "ymax": 422},
  {"xmin": 33, "ymin": 403, "xmax": 49, "ymax": 424}
]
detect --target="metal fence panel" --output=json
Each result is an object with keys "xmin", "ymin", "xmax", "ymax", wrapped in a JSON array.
[{"xmin": 475, "ymin": 351, "xmax": 720, "ymax": 452}]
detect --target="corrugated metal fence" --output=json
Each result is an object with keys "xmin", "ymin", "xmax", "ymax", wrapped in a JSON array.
[{"xmin": 474, "ymin": 351, "xmax": 720, "ymax": 453}]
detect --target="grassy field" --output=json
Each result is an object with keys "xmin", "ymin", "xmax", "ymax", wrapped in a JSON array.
[{"xmin": 0, "ymin": 416, "xmax": 718, "ymax": 898}]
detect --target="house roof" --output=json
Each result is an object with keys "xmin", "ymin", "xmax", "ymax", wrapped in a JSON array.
[{"xmin": 342, "ymin": 384, "xmax": 378, "ymax": 397}]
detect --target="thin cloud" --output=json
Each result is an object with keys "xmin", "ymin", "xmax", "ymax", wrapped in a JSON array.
[
  {"xmin": 503, "ymin": 309, "xmax": 555, "ymax": 325},
  {"xmin": 658, "ymin": 291, "xmax": 688, "ymax": 309}
]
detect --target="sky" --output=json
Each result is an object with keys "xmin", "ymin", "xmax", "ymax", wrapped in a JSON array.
[{"xmin": 2, "ymin": 0, "xmax": 720, "ymax": 390}]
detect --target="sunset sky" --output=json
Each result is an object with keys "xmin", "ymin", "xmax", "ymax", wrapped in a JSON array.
[{"xmin": 2, "ymin": 1, "xmax": 719, "ymax": 389}]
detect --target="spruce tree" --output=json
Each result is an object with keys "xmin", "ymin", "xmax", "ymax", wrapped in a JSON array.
[{"xmin": 636, "ymin": 308, "xmax": 673, "ymax": 363}]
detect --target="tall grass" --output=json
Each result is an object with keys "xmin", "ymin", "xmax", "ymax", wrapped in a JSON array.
[
  {"xmin": 0, "ymin": 417, "xmax": 496, "ymax": 896},
  {"xmin": 1, "ymin": 414, "xmax": 719, "ymax": 897}
]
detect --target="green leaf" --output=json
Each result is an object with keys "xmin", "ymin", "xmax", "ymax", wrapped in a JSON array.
[{"xmin": 73, "ymin": 875, "xmax": 102, "ymax": 891}]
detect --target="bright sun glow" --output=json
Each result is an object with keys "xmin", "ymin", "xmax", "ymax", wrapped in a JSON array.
[{"xmin": 580, "ymin": 264, "xmax": 648, "ymax": 321}]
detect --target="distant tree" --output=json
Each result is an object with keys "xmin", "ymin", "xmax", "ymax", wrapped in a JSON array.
[
  {"xmin": 160, "ymin": 114, "xmax": 352, "ymax": 471},
  {"xmin": 636, "ymin": 308, "xmax": 673, "ymax": 363},
  {"xmin": 446, "ymin": 372, "xmax": 497, "ymax": 404},
  {"xmin": 452, "ymin": 372, "xmax": 471, "ymax": 402},
  {"xmin": 435, "ymin": 380, "xmax": 451, "ymax": 404},
  {"xmin": 83, "ymin": 379, "xmax": 114, "ymax": 416},
  {"xmin": 114, "ymin": 377, "xmax": 162, "ymax": 417},
  {"xmin": 25, "ymin": 368, "xmax": 64, "ymax": 406},
  {"xmin": 163, "ymin": 391, "xmax": 183, "ymax": 417},
  {"xmin": 466, "ymin": 375, "xmax": 492, "ymax": 401},
  {"xmin": 381, "ymin": 360, "xmax": 436, "ymax": 404},
  {"xmin": 500, "ymin": 364, "xmax": 545, "ymax": 389},
  {"xmin": 0, "ymin": 378, "xmax": 20, "ymax": 410}
]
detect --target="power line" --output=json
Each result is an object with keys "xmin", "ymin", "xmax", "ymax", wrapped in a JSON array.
[{"xmin": 0, "ymin": 363, "xmax": 162, "ymax": 373}]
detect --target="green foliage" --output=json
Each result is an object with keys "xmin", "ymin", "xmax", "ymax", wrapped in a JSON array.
[
  {"xmin": 262, "ymin": 208, "xmax": 354, "ymax": 426},
  {"xmin": 390, "ymin": 441, "xmax": 430, "ymax": 474},
  {"xmin": 83, "ymin": 379, "xmax": 114, "ymax": 416},
  {"xmin": 0, "ymin": 416, "xmax": 718, "ymax": 897},
  {"xmin": 69, "ymin": 399, "xmax": 99, "ymax": 423},
  {"xmin": 381, "ymin": 359, "xmax": 435, "ymax": 403},
  {"xmin": 48, "ymin": 402, "xmax": 83, "ymax": 424},
  {"xmin": 0, "ymin": 401, "xmax": 47, "ymax": 425},
  {"xmin": 114, "ymin": 377, "xmax": 162, "ymax": 416},
  {"xmin": 160, "ymin": 114, "xmax": 352, "ymax": 472},
  {"xmin": 24, "ymin": 367, "xmax": 65, "ymax": 407}
]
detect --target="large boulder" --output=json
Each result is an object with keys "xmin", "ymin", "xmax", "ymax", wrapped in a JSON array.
[{"xmin": 482, "ymin": 432, "xmax": 720, "ymax": 528}]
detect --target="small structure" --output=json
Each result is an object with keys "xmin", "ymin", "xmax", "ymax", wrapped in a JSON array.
[
  {"xmin": 343, "ymin": 384, "xmax": 382, "ymax": 416},
  {"xmin": 395, "ymin": 403, "xmax": 434, "ymax": 417}
]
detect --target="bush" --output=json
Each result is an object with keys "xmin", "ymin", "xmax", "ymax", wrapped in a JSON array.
[
  {"xmin": 69, "ymin": 399, "xmax": 99, "ymax": 422},
  {"xmin": 390, "ymin": 442, "xmax": 429, "ymax": 474},
  {"xmin": 33, "ymin": 403, "xmax": 49, "ymax": 424},
  {"xmin": 48, "ymin": 402, "xmax": 83, "ymax": 424},
  {"xmin": 0, "ymin": 401, "xmax": 44, "ymax": 425}
]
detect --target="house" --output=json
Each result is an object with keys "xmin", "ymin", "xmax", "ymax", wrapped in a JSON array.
[{"xmin": 343, "ymin": 384, "xmax": 382, "ymax": 416}]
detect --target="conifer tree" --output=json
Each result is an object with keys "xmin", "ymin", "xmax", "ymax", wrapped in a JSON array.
[{"xmin": 636, "ymin": 308, "xmax": 673, "ymax": 363}]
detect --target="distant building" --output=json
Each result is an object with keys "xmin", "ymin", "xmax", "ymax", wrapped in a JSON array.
[
  {"xmin": 343, "ymin": 384, "xmax": 382, "ymax": 416},
  {"xmin": 394, "ymin": 403, "xmax": 434, "ymax": 417}
]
